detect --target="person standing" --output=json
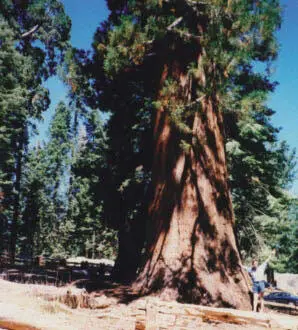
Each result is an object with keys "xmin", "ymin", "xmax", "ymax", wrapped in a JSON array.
[{"xmin": 247, "ymin": 249, "xmax": 276, "ymax": 312}]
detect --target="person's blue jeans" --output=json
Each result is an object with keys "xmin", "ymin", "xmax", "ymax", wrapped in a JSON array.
[{"xmin": 252, "ymin": 281, "xmax": 266, "ymax": 294}]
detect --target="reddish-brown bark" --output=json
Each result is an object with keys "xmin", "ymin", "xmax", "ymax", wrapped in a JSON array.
[{"xmin": 133, "ymin": 52, "xmax": 251, "ymax": 309}]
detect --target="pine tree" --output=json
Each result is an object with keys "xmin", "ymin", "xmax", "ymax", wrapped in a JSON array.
[
  {"xmin": 20, "ymin": 144, "xmax": 48, "ymax": 258},
  {"xmin": 223, "ymin": 67, "xmax": 297, "ymax": 265},
  {"xmin": 67, "ymin": 111, "xmax": 118, "ymax": 259},
  {"xmin": 59, "ymin": 46, "xmax": 119, "ymax": 260},
  {"xmin": 99, "ymin": 74, "xmax": 152, "ymax": 281},
  {"xmin": 87, "ymin": 0, "xmax": 282, "ymax": 308},
  {"xmin": 41, "ymin": 101, "xmax": 72, "ymax": 256},
  {"xmin": 21, "ymin": 102, "xmax": 72, "ymax": 259},
  {"xmin": 0, "ymin": 18, "xmax": 48, "ymax": 259},
  {"xmin": 270, "ymin": 200, "xmax": 298, "ymax": 273},
  {"xmin": 0, "ymin": 0, "xmax": 70, "ymax": 260}
]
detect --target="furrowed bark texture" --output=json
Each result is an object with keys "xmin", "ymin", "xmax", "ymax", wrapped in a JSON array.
[{"xmin": 134, "ymin": 47, "xmax": 251, "ymax": 310}]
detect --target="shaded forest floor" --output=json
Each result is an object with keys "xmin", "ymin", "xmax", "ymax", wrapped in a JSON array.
[{"xmin": 0, "ymin": 276, "xmax": 298, "ymax": 330}]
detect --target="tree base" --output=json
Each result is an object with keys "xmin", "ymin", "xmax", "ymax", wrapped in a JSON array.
[{"xmin": 133, "ymin": 261, "xmax": 251, "ymax": 310}]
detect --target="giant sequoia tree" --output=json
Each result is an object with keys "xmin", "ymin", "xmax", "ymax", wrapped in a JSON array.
[{"xmin": 88, "ymin": 0, "xmax": 281, "ymax": 308}]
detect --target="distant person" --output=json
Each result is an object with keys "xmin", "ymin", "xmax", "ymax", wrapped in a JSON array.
[{"xmin": 247, "ymin": 249, "xmax": 276, "ymax": 312}]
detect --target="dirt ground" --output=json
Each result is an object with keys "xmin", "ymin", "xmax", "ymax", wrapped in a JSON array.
[{"xmin": 0, "ymin": 279, "xmax": 297, "ymax": 330}]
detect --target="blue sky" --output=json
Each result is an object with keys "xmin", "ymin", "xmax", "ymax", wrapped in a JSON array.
[
  {"xmin": 268, "ymin": 0, "xmax": 298, "ymax": 194},
  {"xmin": 35, "ymin": 0, "xmax": 298, "ymax": 195},
  {"xmin": 269, "ymin": 2, "xmax": 298, "ymax": 148},
  {"xmin": 33, "ymin": 0, "xmax": 109, "ymax": 143}
]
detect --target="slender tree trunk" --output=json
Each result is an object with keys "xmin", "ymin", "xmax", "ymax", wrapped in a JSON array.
[
  {"xmin": 92, "ymin": 230, "xmax": 95, "ymax": 259},
  {"xmin": 110, "ymin": 180, "xmax": 147, "ymax": 282},
  {"xmin": 0, "ymin": 215, "xmax": 5, "ymax": 254},
  {"xmin": 0, "ymin": 193, "xmax": 4, "ymax": 253},
  {"xmin": 113, "ymin": 216, "xmax": 146, "ymax": 283},
  {"xmin": 10, "ymin": 140, "xmax": 23, "ymax": 262},
  {"xmin": 23, "ymin": 202, "xmax": 38, "ymax": 260},
  {"xmin": 134, "ymin": 50, "xmax": 251, "ymax": 309},
  {"xmin": 68, "ymin": 106, "xmax": 79, "ymax": 194},
  {"xmin": 52, "ymin": 161, "xmax": 63, "ymax": 236}
]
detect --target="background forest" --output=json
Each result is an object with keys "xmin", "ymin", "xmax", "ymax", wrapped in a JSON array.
[{"xmin": 0, "ymin": 0, "xmax": 297, "ymax": 279}]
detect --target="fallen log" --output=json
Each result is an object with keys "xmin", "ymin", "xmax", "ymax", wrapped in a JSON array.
[
  {"xmin": 0, "ymin": 318, "xmax": 40, "ymax": 330},
  {"xmin": 142, "ymin": 298, "xmax": 298, "ymax": 329}
]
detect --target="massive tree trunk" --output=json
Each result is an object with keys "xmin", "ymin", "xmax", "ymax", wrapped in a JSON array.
[{"xmin": 134, "ymin": 48, "xmax": 251, "ymax": 310}]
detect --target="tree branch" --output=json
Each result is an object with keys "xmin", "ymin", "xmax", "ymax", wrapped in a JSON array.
[
  {"xmin": 167, "ymin": 17, "xmax": 183, "ymax": 31},
  {"xmin": 21, "ymin": 25, "xmax": 40, "ymax": 38},
  {"xmin": 185, "ymin": 95, "xmax": 206, "ymax": 109},
  {"xmin": 185, "ymin": 0, "xmax": 207, "ymax": 6},
  {"xmin": 175, "ymin": 29, "xmax": 202, "ymax": 40},
  {"xmin": 166, "ymin": 17, "xmax": 201, "ymax": 40}
]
